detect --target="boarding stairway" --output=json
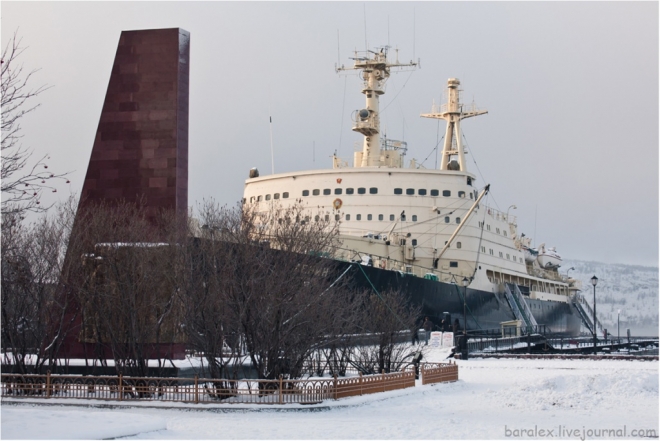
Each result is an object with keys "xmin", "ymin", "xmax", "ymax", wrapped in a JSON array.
[
  {"xmin": 572, "ymin": 294, "xmax": 604, "ymax": 335},
  {"xmin": 504, "ymin": 283, "xmax": 538, "ymax": 334}
]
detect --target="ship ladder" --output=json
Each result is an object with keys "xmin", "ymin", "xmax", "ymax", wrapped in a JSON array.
[{"xmin": 504, "ymin": 283, "xmax": 535, "ymax": 334}]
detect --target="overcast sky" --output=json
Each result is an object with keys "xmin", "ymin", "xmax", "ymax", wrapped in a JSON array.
[{"xmin": 2, "ymin": 2, "xmax": 658, "ymax": 266}]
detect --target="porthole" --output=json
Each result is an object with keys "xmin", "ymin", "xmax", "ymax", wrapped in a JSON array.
[
  {"xmin": 357, "ymin": 188, "xmax": 366, "ymax": 194},
  {"xmin": 274, "ymin": 193, "xmax": 280, "ymax": 200},
  {"xmin": 406, "ymin": 188, "xmax": 415, "ymax": 195},
  {"xmin": 445, "ymin": 216, "xmax": 450, "ymax": 223},
  {"xmin": 367, "ymin": 214, "xmax": 372, "ymax": 220},
  {"xmin": 378, "ymin": 214, "xmax": 384, "ymax": 221},
  {"xmin": 390, "ymin": 214, "xmax": 395, "ymax": 221},
  {"xmin": 313, "ymin": 189, "xmax": 320, "ymax": 196},
  {"xmin": 335, "ymin": 188, "xmax": 342, "ymax": 195},
  {"xmin": 443, "ymin": 190, "xmax": 451, "ymax": 197},
  {"xmin": 356, "ymin": 214, "xmax": 362, "ymax": 221},
  {"xmin": 323, "ymin": 189, "xmax": 331, "ymax": 195},
  {"xmin": 394, "ymin": 188, "xmax": 403, "ymax": 195},
  {"xmin": 283, "ymin": 192, "xmax": 289, "ymax": 198},
  {"xmin": 369, "ymin": 187, "xmax": 378, "ymax": 194},
  {"xmin": 412, "ymin": 215, "xmax": 418, "ymax": 222},
  {"xmin": 430, "ymin": 189, "xmax": 439, "ymax": 196},
  {"xmin": 418, "ymin": 189, "xmax": 427, "ymax": 196},
  {"xmin": 265, "ymin": 194, "xmax": 271, "ymax": 201},
  {"xmin": 302, "ymin": 190, "xmax": 309, "ymax": 196},
  {"xmin": 346, "ymin": 188, "xmax": 354, "ymax": 195}
]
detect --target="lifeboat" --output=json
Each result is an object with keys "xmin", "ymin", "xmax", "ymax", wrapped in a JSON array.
[{"xmin": 536, "ymin": 243, "xmax": 562, "ymax": 269}]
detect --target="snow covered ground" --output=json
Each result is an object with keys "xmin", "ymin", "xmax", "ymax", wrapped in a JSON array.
[{"xmin": 2, "ymin": 347, "xmax": 658, "ymax": 440}]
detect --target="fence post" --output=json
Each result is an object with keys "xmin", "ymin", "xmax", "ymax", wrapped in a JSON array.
[
  {"xmin": 279, "ymin": 375, "xmax": 283, "ymax": 405},
  {"xmin": 382, "ymin": 370, "xmax": 385, "ymax": 393},
  {"xmin": 118, "ymin": 373, "xmax": 123, "ymax": 401},
  {"xmin": 46, "ymin": 370, "xmax": 51, "ymax": 398},
  {"xmin": 194, "ymin": 375, "xmax": 199, "ymax": 404},
  {"xmin": 359, "ymin": 372, "xmax": 363, "ymax": 396},
  {"xmin": 333, "ymin": 374, "xmax": 337, "ymax": 400}
]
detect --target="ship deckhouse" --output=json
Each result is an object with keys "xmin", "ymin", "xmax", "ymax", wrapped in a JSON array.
[{"xmin": 243, "ymin": 48, "xmax": 577, "ymax": 305}]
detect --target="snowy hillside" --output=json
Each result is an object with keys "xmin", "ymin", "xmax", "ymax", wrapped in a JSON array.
[{"xmin": 563, "ymin": 260, "xmax": 658, "ymax": 336}]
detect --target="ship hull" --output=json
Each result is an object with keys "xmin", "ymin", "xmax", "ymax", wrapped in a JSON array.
[{"xmin": 339, "ymin": 261, "xmax": 581, "ymax": 337}]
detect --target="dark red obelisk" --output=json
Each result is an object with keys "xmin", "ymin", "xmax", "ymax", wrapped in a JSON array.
[{"xmin": 79, "ymin": 28, "xmax": 189, "ymax": 219}]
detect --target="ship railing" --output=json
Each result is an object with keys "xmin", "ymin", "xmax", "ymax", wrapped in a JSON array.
[
  {"xmin": 429, "ymin": 102, "xmax": 482, "ymax": 115},
  {"xmin": 483, "ymin": 205, "xmax": 517, "ymax": 224},
  {"xmin": 572, "ymin": 294, "xmax": 604, "ymax": 334}
]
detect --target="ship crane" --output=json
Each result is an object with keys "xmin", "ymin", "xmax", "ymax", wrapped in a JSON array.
[{"xmin": 336, "ymin": 47, "xmax": 418, "ymax": 168}]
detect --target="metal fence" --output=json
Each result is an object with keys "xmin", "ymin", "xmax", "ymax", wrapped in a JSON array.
[{"xmin": 1, "ymin": 367, "xmax": 434, "ymax": 405}]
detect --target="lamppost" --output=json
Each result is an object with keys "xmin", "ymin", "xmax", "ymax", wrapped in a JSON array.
[
  {"xmin": 462, "ymin": 277, "xmax": 469, "ymax": 360},
  {"xmin": 566, "ymin": 267, "xmax": 575, "ymax": 278},
  {"xmin": 506, "ymin": 205, "xmax": 517, "ymax": 221},
  {"xmin": 618, "ymin": 309, "xmax": 621, "ymax": 344},
  {"xmin": 591, "ymin": 275, "xmax": 598, "ymax": 353}
]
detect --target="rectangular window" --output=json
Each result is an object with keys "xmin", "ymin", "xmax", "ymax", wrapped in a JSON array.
[
  {"xmin": 496, "ymin": 228, "xmax": 500, "ymax": 234},
  {"xmin": 334, "ymin": 188, "xmax": 342, "ymax": 195},
  {"xmin": 302, "ymin": 190, "xmax": 309, "ymax": 196},
  {"xmin": 378, "ymin": 214, "xmax": 384, "ymax": 221},
  {"xmin": 406, "ymin": 188, "xmax": 415, "ymax": 195},
  {"xmin": 456, "ymin": 217, "xmax": 460, "ymax": 224},
  {"xmin": 457, "ymin": 242, "xmax": 462, "ymax": 249},
  {"xmin": 390, "ymin": 214, "xmax": 395, "ymax": 221},
  {"xmin": 274, "ymin": 193, "xmax": 280, "ymax": 199},
  {"xmin": 506, "ymin": 254, "xmax": 510, "ymax": 259},
  {"xmin": 430, "ymin": 189, "xmax": 439, "ymax": 196},
  {"xmin": 283, "ymin": 192, "xmax": 289, "ymax": 198},
  {"xmin": 265, "ymin": 194, "xmax": 271, "ymax": 201},
  {"xmin": 346, "ymin": 188, "xmax": 354, "ymax": 195},
  {"xmin": 412, "ymin": 239, "xmax": 418, "ymax": 246},
  {"xmin": 458, "ymin": 191, "xmax": 465, "ymax": 198},
  {"xmin": 394, "ymin": 188, "xmax": 403, "ymax": 195},
  {"xmin": 369, "ymin": 187, "xmax": 378, "ymax": 194},
  {"xmin": 367, "ymin": 214, "xmax": 372, "ymax": 220},
  {"xmin": 257, "ymin": 195, "xmax": 262, "ymax": 201},
  {"xmin": 481, "ymin": 246, "xmax": 486, "ymax": 253},
  {"xmin": 449, "ymin": 261, "xmax": 458, "ymax": 268},
  {"xmin": 325, "ymin": 214, "xmax": 330, "ymax": 221},
  {"xmin": 469, "ymin": 193, "xmax": 473, "ymax": 199},
  {"xmin": 418, "ymin": 189, "xmax": 427, "ymax": 196},
  {"xmin": 357, "ymin": 187, "xmax": 366, "ymax": 194},
  {"xmin": 503, "ymin": 231, "xmax": 507, "ymax": 237},
  {"xmin": 323, "ymin": 189, "xmax": 331, "ymax": 195},
  {"xmin": 445, "ymin": 216, "xmax": 450, "ymax": 223},
  {"xmin": 412, "ymin": 215, "xmax": 418, "ymax": 222},
  {"xmin": 443, "ymin": 190, "xmax": 451, "ymax": 197},
  {"xmin": 489, "ymin": 249, "xmax": 493, "ymax": 255},
  {"xmin": 335, "ymin": 214, "xmax": 340, "ymax": 221},
  {"xmin": 313, "ymin": 189, "xmax": 320, "ymax": 196},
  {"xmin": 401, "ymin": 214, "xmax": 406, "ymax": 221},
  {"xmin": 356, "ymin": 214, "xmax": 362, "ymax": 220},
  {"xmin": 250, "ymin": 196, "xmax": 255, "ymax": 203},
  {"xmin": 345, "ymin": 214, "xmax": 351, "ymax": 221}
]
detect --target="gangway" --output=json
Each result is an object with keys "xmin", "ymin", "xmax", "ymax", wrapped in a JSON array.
[{"xmin": 504, "ymin": 283, "xmax": 537, "ymax": 334}]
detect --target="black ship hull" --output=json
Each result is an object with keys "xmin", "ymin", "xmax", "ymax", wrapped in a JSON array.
[{"xmin": 339, "ymin": 261, "xmax": 582, "ymax": 337}]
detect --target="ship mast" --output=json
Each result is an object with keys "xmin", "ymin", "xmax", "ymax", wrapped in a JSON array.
[
  {"xmin": 337, "ymin": 48, "xmax": 417, "ymax": 167},
  {"xmin": 421, "ymin": 78, "xmax": 487, "ymax": 171}
]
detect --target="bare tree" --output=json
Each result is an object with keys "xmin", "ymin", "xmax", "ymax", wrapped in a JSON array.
[
  {"xmin": 352, "ymin": 289, "xmax": 422, "ymax": 374},
  {"xmin": 1, "ymin": 31, "xmax": 68, "ymax": 216},
  {"xmin": 189, "ymin": 201, "xmax": 360, "ymax": 386},
  {"xmin": 1, "ymin": 198, "xmax": 78, "ymax": 375},
  {"xmin": 70, "ymin": 201, "xmax": 184, "ymax": 378}
]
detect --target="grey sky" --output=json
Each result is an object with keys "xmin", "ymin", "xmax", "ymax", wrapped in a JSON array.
[{"xmin": 2, "ymin": 2, "xmax": 658, "ymax": 266}]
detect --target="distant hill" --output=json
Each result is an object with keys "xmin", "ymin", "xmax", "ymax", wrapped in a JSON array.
[{"xmin": 563, "ymin": 260, "xmax": 658, "ymax": 337}]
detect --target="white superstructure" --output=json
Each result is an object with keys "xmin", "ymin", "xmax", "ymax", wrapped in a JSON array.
[{"xmin": 243, "ymin": 47, "xmax": 578, "ymax": 303}]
